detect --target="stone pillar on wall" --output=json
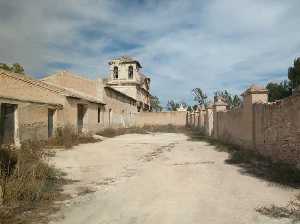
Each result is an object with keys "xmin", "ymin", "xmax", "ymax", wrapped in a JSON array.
[
  {"xmin": 199, "ymin": 105, "xmax": 206, "ymax": 130},
  {"xmin": 190, "ymin": 112, "xmax": 195, "ymax": 127},
  {"xmin": 241, "ymin": 84, "xmax": 268, "ymax": 106},
  {"xmin": 195, "ymin": 110, "xmax": 200, "ymax": 128},
  {"xmin": 186, "ymin": 112, "xmax": 190, "ymax": 127},
  {"xmin": 214, "ymin": 97, "xmax": 228, "ymax": 112},
  {"xmin": 241, "ymin": 84, "xmax": 268, "ymax": 149},
  {"xmin": 205, "ymin": 103, "xmax": 214, "ymax": 136},
  {"xmin": 213, "ymin": 97, "xmax": 228, "ymax": 138}
]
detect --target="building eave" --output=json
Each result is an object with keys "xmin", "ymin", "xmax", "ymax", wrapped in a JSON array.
[{"xmin": 104, "ymin": 86, "xmax": 137, "ymax": 102}]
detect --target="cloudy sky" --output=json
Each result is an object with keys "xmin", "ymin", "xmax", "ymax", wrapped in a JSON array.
[{"xmin": 0, "ymin": 0, "xmax": 300, "ymax": 106}]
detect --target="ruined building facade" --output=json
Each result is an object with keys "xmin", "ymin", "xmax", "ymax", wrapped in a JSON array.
[{"xmin": 0, "ymin": 57, "xmax": 151, "ymax": 146}]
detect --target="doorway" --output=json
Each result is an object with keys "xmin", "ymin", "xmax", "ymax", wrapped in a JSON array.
[
  {"xmin": 77, "ymin": 104, "xmax": 87, "ymax": 133},
  {"xmin": 0, "ymin": 103, "xmax": 17, "ymax": 145},
  {"xmin": 48, "ymin": 109, "xmax": 54, "ymax": 138}
]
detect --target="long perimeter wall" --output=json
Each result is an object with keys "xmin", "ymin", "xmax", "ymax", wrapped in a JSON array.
[
  {"xmin": 135, "ymin": 111, "xmax": 187, "ymax": 127},
  {"xmin": 188, "ymin": 89, "xmax": 300, "ymax": 166},
  {"xmin": 253, "ymin": 95, "xmax": 300, "ymax": 164}
]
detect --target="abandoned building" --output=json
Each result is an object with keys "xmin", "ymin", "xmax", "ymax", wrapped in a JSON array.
[{"xmin": 0, "ymin": 57, "xmax": 151, "ymax": 146}]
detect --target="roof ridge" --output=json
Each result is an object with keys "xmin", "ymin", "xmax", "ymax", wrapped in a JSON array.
[
  {"xmin": 42, "ymin": 80, "xmax": 104, "ymax": 104},
  {"xmin": 0, "ymin": 69, "xmax": 65, "ymax": 95},
  {"xmin": 43, "ymin": 70, "xmax": 96, "ymax": 82}
]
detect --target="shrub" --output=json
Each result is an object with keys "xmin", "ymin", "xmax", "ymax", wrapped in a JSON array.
[
  {"xmin": 0, "ymin": 141, "xmax": 62, "ymax": 205},
  {"xmin": 47, "ymin": 125, "xmax": 77, "ymax": 149},
  {"xmin": 97, "ymin": 125, "xmax": 186, "ymax": 138},
  {"xmin": 257, "ymin": 194, "xmax": 300, "ymax": 221},
  {"xmin": 97, "ymin": 128, "xmax": 120, "ymax": 138},
  {"xmin": 142, "ymin": 124, "xmax": 184, "ymax": 133},
  {"xmin": 97, "ymin": 127, "xmax": 146, "ymax": 138},
  {"xmin": 48, "ymin": 125, "xmax": 100, "ymax": 149}
]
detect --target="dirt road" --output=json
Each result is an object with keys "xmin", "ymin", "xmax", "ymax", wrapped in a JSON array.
[{"xmin": 50, "ymin": 133, "xmax": 297, "ymax": 224}]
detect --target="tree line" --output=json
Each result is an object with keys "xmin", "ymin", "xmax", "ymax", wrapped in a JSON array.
[
  {"xmin": 0, "ymin": 63, "xmax": 25, "ymax": 74},
  {"xmin": 151, "ymin": 57, "xmax": 300, "ymax": 112},
  {"xmin": 266, "ymin": 57, "xmax": 300, "ymax": 102},
  {"xmin": 151, "ymin": 89, "xmax": 242, "ymax": 112}
]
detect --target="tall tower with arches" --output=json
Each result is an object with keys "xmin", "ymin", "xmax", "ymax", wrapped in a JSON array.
[{"xmin": 107, "ymin": 56, "xmax": 151, "ymax": 112}]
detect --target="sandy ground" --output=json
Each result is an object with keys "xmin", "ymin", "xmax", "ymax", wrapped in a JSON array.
[{"xmin": 49, "ymin": 133, "xmax": 298, "ymax": 224}]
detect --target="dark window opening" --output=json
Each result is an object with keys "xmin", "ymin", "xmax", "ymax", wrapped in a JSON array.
[
  {"xmin": 77, "ymin": 104, "xmax": 87, "ymax": 133},
  {"xmin": 113, "ymin": 66, "xmax": 118, "ymax": 79},
  {"xmin": 48, "ymin": 109, "xmax": 54, "ymax": 138},
  {"xmin": 128, "ymin": 66, "xmax": 133, "ymax": 79},
  {"xmin": 97, "ymin": 107, "xmax": 101, "ymax": 123},
  {"xmin": 0, "ymin": 103, "xmax": 16, "ymax": 145}
]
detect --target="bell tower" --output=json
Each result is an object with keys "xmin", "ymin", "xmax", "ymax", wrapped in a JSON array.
[
  {"xmin": 108, "ymin": 56, "xmax": 141, "ymax": 82},
  {"xmin": 106, "ymin": 56, "xmax": 151, "ymax": 111}
]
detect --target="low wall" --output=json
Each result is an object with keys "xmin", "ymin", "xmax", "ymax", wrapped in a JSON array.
[{"xmin": 135, "ymin": 111, "xmax": 187, "ymax": 127}]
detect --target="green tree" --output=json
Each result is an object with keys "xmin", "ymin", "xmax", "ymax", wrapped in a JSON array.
[
  {"xmin": 0, "ymin": 63, "xmax": 25, "ymax": 74},
  {"xmin": 166, "ymin": 100, "xmax": 180, "ymax": 111},
  {"xmin": 150, "ymin": 96, "xmax": 163, "ymax": 112},
  {"xmin": 232, "ymin": 95, "xmax": 242, "ymax": 108},
  {"xmin": 288, "ymin": 57, "xmax": 300, "ymax": 90},
  {"xmin": 11, "ymin": 63, "xmax": 25, "ymax": 74},
  {"xmin": 266, "ymin": 81, "xmax": 292, "ymax": 102},
  {"xmin": 192, "ymin": 104, "xmax": 198, "ymax": 111},
  {"xmin": 192, "ymin": 88, "xmax": 208, "ymax": 106},
  {"xmin": 0, "ymin": 63, "xmax": 11, "ymax": 71},
  {"xmin": 214, "ymin": 90, "xmax": 241, "ymax": 109}
]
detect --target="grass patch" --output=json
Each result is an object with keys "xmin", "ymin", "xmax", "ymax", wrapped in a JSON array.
[
  {"xmin": 97, "ymin": 124, "xmax": 186, "ymax": 138},
  {"xmin": 256, "ymin": 194, "xmax": 300, "ymax": 221},
  {"xmin": 0, "ymin": 141, "xmax": 68, "ymax": 224},
  {"xmin": 257, "ymin": 204, "xmax": 294, "ymax": 219},
  {"xmin": 47, "ymin": 125, "xmax": 100, "ymax": 149},
  {"xmin": 96, "ymin": 127, "xmax": 147, "ymax": 138},
  {"xmin": 142, "ymin": 124, "xmax": 186, "ymax": 133}
]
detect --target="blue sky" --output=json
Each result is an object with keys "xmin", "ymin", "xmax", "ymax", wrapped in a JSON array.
[{"xmin": 0, "ymin": 0, "xmax": 300, "ymax": 106}]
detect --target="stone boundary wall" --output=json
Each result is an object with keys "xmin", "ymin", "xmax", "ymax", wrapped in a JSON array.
[
  {"xmin": 213, "ymin": 105, "xmax": 254, "ymax": 150},
  {"xmin": 135, "ymin": 111, "xmax": 187, "ymax": 127},
  {"xmin": 188, "ymin": 88, "xmax": 300, "ymax": 166},
  {"xmin": 253, "ymin": 95, "xmax": 300, "ymax": 165}
]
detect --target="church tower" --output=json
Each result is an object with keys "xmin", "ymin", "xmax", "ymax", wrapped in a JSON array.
[
  {"xmin": 108, "ymin": 56, "xmax": 142, "ymax": 82},
  {"xmin": 106, "ymin": 56, "xmax": 151, "ymax": 111}
]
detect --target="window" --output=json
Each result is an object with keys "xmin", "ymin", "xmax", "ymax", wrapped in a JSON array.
[
  {"xmin": 97, "ymin": 107, "xmax": 101, "ymax": 123},
  {"xmin": 128, "ymin": 66, "xmax": 133, "ymax": 79},
  {"xmin": 113, "ymin": 66, "xmax": 118, "ymax": 79}
]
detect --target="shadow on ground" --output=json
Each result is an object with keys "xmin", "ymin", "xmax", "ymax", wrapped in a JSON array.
[{"xmin": 187, "ymin": 131, "xmax": 300, "ymax": 189}]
